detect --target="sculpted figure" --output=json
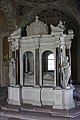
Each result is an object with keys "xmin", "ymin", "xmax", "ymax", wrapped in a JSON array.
[
  {"xmin": 62, "ymin": 57, "xmax": 71, "ymax": 88},
  {"xmin": 9, "ymin": 58, "xmax": 16, "ymax": 86},
  {"xmin": 50, "ymin": 20, "xmax": 64, "ymax": 35}
]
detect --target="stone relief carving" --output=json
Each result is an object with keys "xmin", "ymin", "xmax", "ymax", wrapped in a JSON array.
[
  {"xmin": 43, "ymin": 73, "xmax": 54, "ymax": 86},
  {"xmin": 24, "ymin": 72, "xmax": 34, "ymax": 85},
  {"xmin": 11, "ymin": 28, "xmax": 21, "ymax": 37},
  {"xmin": 50, "ymin": 20, "xmax": 65, "ymax": 35},
  {"xmin": 27, "ymin": 16, "xmax": 48, "ymax": 36}
]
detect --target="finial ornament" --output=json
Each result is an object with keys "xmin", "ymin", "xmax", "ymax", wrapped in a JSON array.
[
  {"xmin": 58, "ymin": 20, "xmax": 64, "ymax": 29},
  {"xmin": 35, "ymin": 16, "xmax": 39, "ymax": 22},
  {"xmin": 50, "ymin": 20, "xmax": 65, "ymax": 35}
]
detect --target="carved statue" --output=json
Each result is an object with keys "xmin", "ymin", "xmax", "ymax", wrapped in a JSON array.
[
  {"xmin": 9, "ymin": 58, "xmax": 16, "ymax": 86},
  {"xmin": 62, "ymin": 57, "xmax": 71, "ymax": 88},
  {"xmin": 50, "ymin": 20, "xmax": 64, "ymax": 35}
]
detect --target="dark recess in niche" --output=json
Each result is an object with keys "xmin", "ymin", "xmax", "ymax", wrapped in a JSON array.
[
  {"xmin": 21, "ymin": 26, "xmax": 27, "ymax": 37},
  {"xmin": 48, "ymin": 24, "xmax": 51, "ymax": 34}
]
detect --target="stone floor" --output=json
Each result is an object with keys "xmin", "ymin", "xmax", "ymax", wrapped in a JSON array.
[
  {"xmin": 0, "ymin": 86, "xmax": 80, "ymax": 120},
  {"xmin": 0, "ymin": 114, "xmax": 80, "ymax": 120}
]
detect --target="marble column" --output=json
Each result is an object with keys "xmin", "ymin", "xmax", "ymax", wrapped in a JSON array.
[
  {"xmin": 25, "ymin": 54, "xmax": 28, "ymax": 72},
  {"xmin": 33, "ymin": 48, "xmax": 41, "ymax": 106},
  {"xmin": 20, "ymin": 46, "xmax": 23, "ymax": 86},
  {"xmin": 54, "ymin": 49, "xmax": 56, "ymax": 87},
  {"xmin": 35, "ymin": 49, "xmax": 40, "ymax": 85},
  {"xmin": 56, "ymin": 47, "xmax": 61, "ymax": 86},
  {"xmin": 16, "ymin": 50, "xmax": 20, "ymax": 85}
]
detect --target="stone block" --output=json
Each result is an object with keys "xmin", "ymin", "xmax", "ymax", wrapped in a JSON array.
[
  {"xmin": 33, "ymin": 86, "xmax": 41, "ymax": 106},
  {"xmin": 22, "ymin": 87, "xmax": 33, "ymax": 104},
  {"xmin": 41, "ymin": 88, "xmax": 54, "ymax": 106},
  {"xmin": 8, "ymin": 85, "xmax": 21, "ymax": 105}
]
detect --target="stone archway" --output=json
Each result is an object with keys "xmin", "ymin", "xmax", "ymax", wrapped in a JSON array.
[
  {"xmin": 42, "ymin": 50, "xmax": 55, "ymax": 87},
  {"xmin": 23, "ymin": 51, "xmax": 34, "ymax": 86}
]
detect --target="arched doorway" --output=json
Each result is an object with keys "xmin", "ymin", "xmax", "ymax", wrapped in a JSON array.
[
  {"xmin": 23, "ymin": 51, "xmax": 34, "ymax": 86},
  {"xmin": 42, "ymin": 50, "xmax": 55, "ymax": 87}
]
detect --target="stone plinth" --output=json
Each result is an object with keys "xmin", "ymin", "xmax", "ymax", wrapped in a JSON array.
[
  {"xmin": 63, "ymin": 88, "xmax": 75, "ymax": 109},
  {"xmin": 53, "ymin": 88, "xmax": 75, "ymax": 109},
  {"xmin": 41, "ymin": 88, "xmax": 54, "ymax": 106},
  {"xmin": 8, "ymin": 85, "xmax": 21, "ymax": 105},
  {"xmin": 22, "ymin": 86, "xmax": 41, "ymax": 106},
  {"xmin": 22, "ymin": 87, "xmax": 33, "ymax": 104},
  {"xmin": 8, "ymin": 86, "xmax": 13, "ymax": 104},
  {"xmin": 8, "ymin": 86, "xmax": 75, "ymax": 110},
  {"xmin": 53, "ymin": 88, "xmax": 64, "ymax": 109},
  {"xmin": 33, "ymin": 86, "xmax": 41, "ymax": 106}
]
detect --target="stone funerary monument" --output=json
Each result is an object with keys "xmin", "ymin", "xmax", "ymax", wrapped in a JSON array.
[{"xmin": 8, "ymin": 16, "xmax": 75, "ymax": 109}]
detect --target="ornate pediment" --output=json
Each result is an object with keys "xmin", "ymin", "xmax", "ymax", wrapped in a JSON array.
[
  {"xmin": 27, "ymin": 16, "xmax": 48, "ymax": 36},
  {"xmin": 11, "ymin": 28, "xmax": 21, "ymax": 38}
]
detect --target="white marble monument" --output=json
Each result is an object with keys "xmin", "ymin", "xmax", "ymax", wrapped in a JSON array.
[{"xmin": 8, "ymin": 16, "xmax": 75, "ymax": 109}]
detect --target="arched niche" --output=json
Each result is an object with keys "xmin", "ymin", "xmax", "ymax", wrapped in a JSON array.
[
  {"xmin": 23, "ymin": 51, "xmax": 34, "ymax": 86},
  {"xmin": 42, "ymin": 50, "xmax": 55, "ymax": 87}
]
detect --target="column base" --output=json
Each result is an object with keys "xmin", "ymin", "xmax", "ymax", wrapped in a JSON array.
[{"xmin": 53, "ymin": 87, "xmax": 75, "ymax": 109}]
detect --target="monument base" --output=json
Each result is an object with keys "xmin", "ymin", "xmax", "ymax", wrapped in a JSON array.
[
  {"xmin": 53, "ymin": 88, "xmax": 75, "ymax": 109},
  {"xmin": 8, "ymin": 85, "xmax": 21, "ymax": 105},
  {"xmin": 33, "ymin": 85, "xmax": 41, "ymax": 106},
  {"xmin": 41, "ymin": 88, "xmax": 54, "ymax": 106},
  {"xmin": 8, "ymin": 86, "xmax": 75, "ymax": 110},
  {"xmin": 22, "ymin": 86, "xmax": 41, "ymax": 106}
]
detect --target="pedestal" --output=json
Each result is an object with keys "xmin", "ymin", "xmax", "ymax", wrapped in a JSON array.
[
  {"xmin": 8, "ymin": 85, "xmax": 21, "ymax": 105},
  {"xmin": 22, "ymin": 87, "xmax": 33, "ymax": 104},
  {"xmin": 33, "ymin": 86, "xmax": 41, "ymax": 106},
  {"xmin": 8, "ymin": 86, "xmax": 13, "ymax": 104},
  {"xmin": 63, "ymin": 88, "xmax": 75, "ymax": 109},
  {"xmin": 53, "ymin": 88, "xmax": 64, "ymax": 109},
  {"xmin": 41, "ymin": 88, "xmax": 54, "ymax": 106},
  {"xmin": 53, "ymin": 88, "xmax": 75, "ymax": 109}
]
